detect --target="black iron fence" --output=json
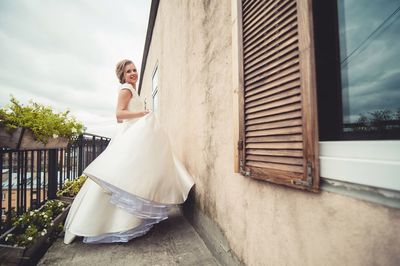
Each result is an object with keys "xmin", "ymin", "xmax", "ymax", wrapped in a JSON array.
[{"xmin": 0, "ymin": 133, "xmax": 110, "ymax": 233}]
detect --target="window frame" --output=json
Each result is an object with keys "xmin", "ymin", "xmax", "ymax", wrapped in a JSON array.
[
  {"xmin": 151, "ymin": 64, "xmax": 159, "ymax": 114},
  {"xmin": 313, "ymin": 0, "xmax": 400, "ymax": 192}
]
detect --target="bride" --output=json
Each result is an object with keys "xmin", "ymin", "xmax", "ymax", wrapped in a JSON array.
[{"xmin": 63, "ymin": 59, "xmax": 195, "ymax": 244}]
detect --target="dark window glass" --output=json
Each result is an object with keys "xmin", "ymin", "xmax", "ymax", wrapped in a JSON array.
[
  {"xmin": 337, "ymin": 0, "xmax": 400, "ymax": 139},
  {"xmin": 314, "ymin": 0, "xmax": 400, "ymax": 140}
]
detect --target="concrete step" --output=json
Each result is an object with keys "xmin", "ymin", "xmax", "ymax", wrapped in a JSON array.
[{"xmin": 39, "ymin": 209, "xmax": 220, "ymax": 266}]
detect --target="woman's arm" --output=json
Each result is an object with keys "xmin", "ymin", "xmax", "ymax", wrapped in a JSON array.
[{"xmin": 116, "ymin": 89, "xmax": 150, "ymax": 122}]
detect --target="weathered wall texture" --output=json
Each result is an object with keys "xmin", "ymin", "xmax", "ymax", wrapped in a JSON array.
[{"xmin": 139, "ymin": 1, "xmax": 400, "ymax": 265}]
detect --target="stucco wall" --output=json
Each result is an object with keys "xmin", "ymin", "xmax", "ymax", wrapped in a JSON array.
[{"xmin": 139, "ymin": 1, "xmax": 400, "ymax": 265}]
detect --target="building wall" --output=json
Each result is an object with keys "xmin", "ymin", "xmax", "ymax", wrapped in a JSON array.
[{"xmin": 139, "ymin": 1, "xmax": 400, "ymax": 265}]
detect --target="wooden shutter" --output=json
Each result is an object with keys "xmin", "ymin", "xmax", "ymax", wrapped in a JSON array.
[{"xmin": 238, "ymin": 0, "xmax": 319, "ymax": 191}]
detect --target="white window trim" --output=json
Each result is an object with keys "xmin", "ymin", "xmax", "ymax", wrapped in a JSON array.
[{"xmin": 319, "ymin": 141, "xmax": 400, "ymax": 191}]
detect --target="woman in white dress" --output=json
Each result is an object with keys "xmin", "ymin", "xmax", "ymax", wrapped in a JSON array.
[{"xmin": 63, "ymin": 59, "xmax": 195, "ymax": 244}]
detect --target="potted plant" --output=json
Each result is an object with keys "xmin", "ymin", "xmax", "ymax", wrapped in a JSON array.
[
  {"xmin": 0, "ymin": 199, "xmax": 70, "ymax": 265},
  {"xmin": 0, "ymin": 96, "xmax": 84, "ymax": 150},
  {"xmin": 57, "ymin": 175, "xmax": 87, "ymax": 202}
]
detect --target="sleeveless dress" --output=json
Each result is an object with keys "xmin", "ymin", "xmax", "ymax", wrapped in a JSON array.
[{"xmin": 63, "ymin": 83, "xmax": 195, "ymax": 244}]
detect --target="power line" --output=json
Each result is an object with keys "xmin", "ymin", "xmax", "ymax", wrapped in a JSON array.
[{"xmin": 341, "ymin": 4, "xmax": 400, "ymax": 67}]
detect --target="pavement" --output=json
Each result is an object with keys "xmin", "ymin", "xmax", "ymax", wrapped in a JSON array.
[{"xmin": 38, "ymin": 208, "xmax": 220, "ymax": 266}]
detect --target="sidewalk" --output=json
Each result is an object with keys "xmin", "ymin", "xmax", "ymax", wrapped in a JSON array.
[{"xmin": 39, "ymin": 208, "xmax": 220, "ymax": 266}]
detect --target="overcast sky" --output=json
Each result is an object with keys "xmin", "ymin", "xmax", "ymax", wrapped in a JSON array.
[
  {"xmin": 0, "ymin": 1, "xmax": 151, "ymax": 137},
  {"xmin": 338, "ymin": 0, "xmax": 400, "ymax": 122}
]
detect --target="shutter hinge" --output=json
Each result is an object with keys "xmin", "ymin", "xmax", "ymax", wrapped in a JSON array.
[
  {"xmin": 239, "ymin": 163, "xmax": 251, "ymax": 177},
  {"xmin": 238, "ymin": 140, "xmax": 243, "ymax": 150},
  {"xmin": 292, "ymin": 161, "xmax": 313, "ymax": 188}
]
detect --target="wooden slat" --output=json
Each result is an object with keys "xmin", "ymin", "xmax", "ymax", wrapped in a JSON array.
[
  {"xmin": 246, "ymin": 148, "xmax": 303, "ymax": 157},
  {"xmin": 243, "ymin": 0, "xmax": 280, "ymax": 30},
  {"xmin": 245, "ymin": 53, "xmax": 299, "ymax": 88},
  {"xmin": 244, "ymin": 11, "xmax": 297, "ymax": 61},
  {"xmin": 246, "ymin": 134, "xmax": 302, "ymax": 143},
  {"xmin": 246, "ymin": 118, "xmax": 302, "ymax": 131},
  {"xmin": 245, "ymin": 94, "xmax": 301, "ymax": 114},
  {"xmin": 243, "ymin": 0, "xmax": 263, "ymax": 17},
  {"xmin": 246, "ymin": 142, "xmax": 303, "ymax": 149},
  {"xmin": 246, "ymin": 110, "xmax": 302, "ymax": 126},
  {"xmin": 246, "ymin": 161, "xmax": 303, "ymax": 173},
  {"xmin": 243, "ymin": 0, "xmax": 274, "ymax": 26},
  {"xmin": 246, "ymin": 73, "xmax": 300, "ymax": 97},
  {"xmin": 246, "ymin": 86, "xmax": 300, "ymax": 109},
  {"xmin": 243, "ymin": 0, "xmax": 293, "ymax": 40},
  {"xmin": 245, "ymin": 65, "xmax": 299, "ymax": 92},
  {"xmin": 245, "ymin": 30, "xmax": 298, "ymax": 74},
  {"xmin": 245, "ymin": 102, "xmax": 301, "ymax": 120},
  {"xmin": 245, "ymin": 48, "xmax": 299, "ymax": 82},
  {"xmin": 246, "ymin": 155, "xmax": 303, "ymax": 165},
  {"xmin": 244, "ymin": 17, "xmax": 298, "ymax": 63},
  {"xmin": 244, "ymin": 0, "xmax": 296, "ymax": 50},
  {"xmin": 246, "ymin": 126, "xmax": 302, "ymax": 137}
]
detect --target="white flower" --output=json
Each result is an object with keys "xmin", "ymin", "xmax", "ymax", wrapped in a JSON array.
[
  {"xmin": 62, "ymin": 207, "xmax": 65, "ymax": 211},
  {"xmin": 5, "ymin": 109, "xmax": 12, "ymax": 114},
  {"xmin": 7, "ymin": 234, "xmax": 12, "ymax": 237},
  {"xmin": 52, "ymin": 134, "xmax": 59, "ymax": 138},
  {"xmin": 30, "ymin": 211, "xmax": 34, "ymax": 216},
  {"xmin": 50, "ymin": 222, "xmax": 54, "ymax": 226},
  {"xmin": 71, "ymin": 127, "xmax": 77, "ymax": 133},
  {"xmin": 28, "ymin": 237, "xmax": 33, "ymax": 241},
  {"xmin": 58, "ymin": 202, "xmax": 63, "ymax": 207},
  {"xmin": 41, "ymin": 231, "xmax": 46, "ymax": 236},
  {"xmin": 5, "ymin": 237, "xmax": 8, "ymax": 241}
]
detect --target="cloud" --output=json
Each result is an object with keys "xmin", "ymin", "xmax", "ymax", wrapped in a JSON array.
[
  {"xmin": 339, "ymin": 0, "xmax": 400, "ymax": 122},
  {"xmin": 0, "ymin": 0, "xmax": 150, "ymax": 137}
]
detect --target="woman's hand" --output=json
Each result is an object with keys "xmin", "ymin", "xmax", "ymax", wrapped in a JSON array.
[{"xmin": 142, "ymin": 110, "xmax": 152, "ymax": 116}]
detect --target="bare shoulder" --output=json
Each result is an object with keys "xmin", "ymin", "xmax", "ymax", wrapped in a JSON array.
[
  {"xmin": 120, "ymin": 88, "xmax": 133, "ymax": 97},
  {"xmin": 119, "ymin": 83, "xmax": 135, "ymax": 97}
]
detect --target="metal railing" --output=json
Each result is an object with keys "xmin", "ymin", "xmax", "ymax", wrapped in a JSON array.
[{"xmin": 0, "ymin": 133, "xmax": 110, "ymax": 233}]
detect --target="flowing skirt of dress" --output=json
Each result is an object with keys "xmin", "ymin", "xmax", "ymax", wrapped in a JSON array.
[{"xmin": 63, "ymin": 113, "xmax": 195, "ymax": 244}]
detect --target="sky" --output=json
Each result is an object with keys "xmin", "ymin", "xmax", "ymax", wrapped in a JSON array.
[
  {"xmin": 337, "ymin": 0, "xmax": 400, "ymax": 123},
  {"xmin": 0, "ymin": 0, "xmax": 151, "ymax": 137}
]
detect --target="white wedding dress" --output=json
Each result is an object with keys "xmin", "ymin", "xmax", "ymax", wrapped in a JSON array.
[{"xmin": 63, "ymin": 83, "xmax": 195, "ymax": 244}]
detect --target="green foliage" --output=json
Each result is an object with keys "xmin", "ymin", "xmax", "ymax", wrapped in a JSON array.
[
  {"xmin": 355, "ymin": 108, "xmax": 400, "ymax": 132},
  {"xmin": 3, "ymin": 200, "xmax": 67, "ymax": 247},
  {"xmin": 56, "ymin": 175, "xmax": 87, "ymax": 197},
  {"xmin": 0, "ymin": 95, "xmax": 84, "ymax": 143}
]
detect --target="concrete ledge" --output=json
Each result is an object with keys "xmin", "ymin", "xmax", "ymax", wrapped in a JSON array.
[{"xmin": 182, "ymin": 203, "xmax": 243, "ymax": 266}]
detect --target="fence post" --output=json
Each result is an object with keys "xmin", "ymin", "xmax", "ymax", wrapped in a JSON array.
[
  {"xmin": 78, "ymin": 135, "xmax": 84, "ymax": 175},
  {"xmin": 47, "ymin": 149, "xmax": 58, "ymax": 199}
]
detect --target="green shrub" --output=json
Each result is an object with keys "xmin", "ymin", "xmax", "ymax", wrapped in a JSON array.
[
  {"xmin": 56, "ymin": 175, "xmax": 87, "ymax": 197},
  {"xmin": 3, "ymin": 200, "xmax": 68, "ymax": 247},
  {"xmin": 0, "ymin": 96, "xmax": 84, "ymax": 143}
]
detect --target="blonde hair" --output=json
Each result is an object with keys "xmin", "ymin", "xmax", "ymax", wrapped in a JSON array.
[{"xmin": 115, "ymin": 59, "xmax": 133, "ymax": 84}]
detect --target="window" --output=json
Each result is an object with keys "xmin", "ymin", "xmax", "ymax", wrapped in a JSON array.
[
  {"xmin": 237, "ymin": 0, "xmax": 400, "ymax": 194},
  {"xmin": 316, "ymin": 0, "xmax": 400, "ymax": 141},
  {"xmin": 152, "ymin": 65, "xmax": 159, "ymax": 115},
  {"xmin": 238, "ymin": 0, "xmax": 319, "ymax": 191},
  {"xmin": 314, "ymin": 0, "xmax": 400, "ymax": 191}
]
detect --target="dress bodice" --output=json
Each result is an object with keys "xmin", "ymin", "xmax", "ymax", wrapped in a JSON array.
[{"xmin": 119, "ymin": 83, "xmax": 144, "ymax": 120}]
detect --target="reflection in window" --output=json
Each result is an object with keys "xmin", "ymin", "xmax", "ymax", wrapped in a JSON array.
[
  {"xmin": 337, "ymin": 0, "xmax": 400, "ymax": 139},
  {"xmin": 152, "ymin": 66, "xmax": 159, "ymax": 114}
]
